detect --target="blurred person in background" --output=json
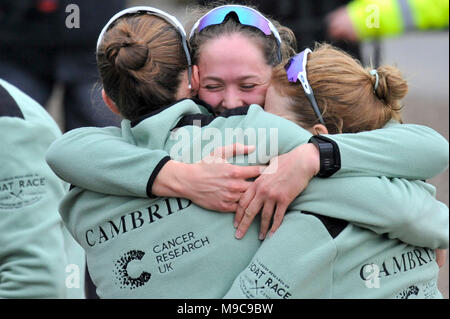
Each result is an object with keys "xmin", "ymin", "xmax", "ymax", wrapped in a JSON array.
[
  {"xmin": 325, "ymin": 0, "xmax": 449, "ymax": 296},
  {"xmin": 0, "ymin": 79, "xmax": 85, "ymax": 298},
  {"xmin": 0, "ymin": 0, "xmax": 125, "ymax": 132},
  {"xmin": 0, "ymin": 0, "xmax": 126, "ymax": 299},
  {"xmin": 327, "ymin": 0, "xmax": 449, "ymax": 42}
]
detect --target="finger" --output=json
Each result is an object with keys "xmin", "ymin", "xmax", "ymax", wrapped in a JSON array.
[
  {"xmin": 436, "ymin": 249, "xmax": 447, "ymax": 268},
  {"xmin": 235, "ymin": 205, "xmax": 243, "ymax": 228},
  {"xmin": 201, "ymin": 153, "xmax": 227, "ymax": 164},
  {"xmin": 259, "ymin": 200, "xmax": 275, "ymax": 240},
  {"xmin": 219, "ymin": 201, "xmax": 238, "ymax": 213},
  {"xmin": 236, "ymin": 196, "xmax": 263, "ymax": 239},
  {"xmin": 224, "ymin": 191, "xmax": 242, "ymax": 204},
  {"xmin": 234, "ymin": 185, "xmax": 256, "ymax": 227},
  {"xmin": 232, "ymin": 165, "xmax": 266, "ymax": 180},
  {"xmin": 233, "ymin": 144, "xmax": 256, "ymax": 157},
  {"xmin": 235, "ymin": 207, "xmax": 257, "ymax": 240},
  {"xmin": 231, "ymin": 180, "xmax": 254, "ymax": 193},
  {"xmin": 268, "ymin": 203, "xmax": 288, "ymax": 237},
  {"xmin": 211, "ymin": 143, "xmax": 255, "ymax": 160}
]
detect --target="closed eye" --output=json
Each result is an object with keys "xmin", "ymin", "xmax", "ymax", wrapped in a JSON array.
[
  {"xmin": 240, "ymin": 84, "xmax": 257, "ymax": 90},
  {"xmin": 203, "ymin": 84, "xmax": 223, "ymax": 91}
]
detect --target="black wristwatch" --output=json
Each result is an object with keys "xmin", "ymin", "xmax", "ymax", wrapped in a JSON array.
[{"xmin": 308, "ymin": 135, "xmax": 341, "ymax": 178}]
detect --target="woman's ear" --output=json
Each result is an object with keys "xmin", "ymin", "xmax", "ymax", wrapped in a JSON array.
[
  {"xmin": 102, "ymin": 89, "xmax": 120, "ymax": 115},
  {"xmin": 312, "ymin": 124, "xmax": 329, "ymax": 135},
  {"xmin": 191, "ymin": 65, "xmax": 200, "ymax": 95}
]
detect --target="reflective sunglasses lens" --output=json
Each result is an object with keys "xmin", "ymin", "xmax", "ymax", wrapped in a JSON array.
[
  {"xmin": 197, "ymin": 7, "xmax": 271, "ymax": 35},
  {"xmin": 197, "ymin": 8, "xmax": 227, "ymax": 31},
  {"xmin": 233, "ymin": 7, "xmax": 271, "ymax": 35},
  {"xmin": 285, "ymin": 53, "xmax": 303, "ymax": 83}
]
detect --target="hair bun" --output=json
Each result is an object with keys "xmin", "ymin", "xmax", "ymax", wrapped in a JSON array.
[
  {"xmin": 105, "ymin": 25, "xmax": 149, "ymax": 74},
  {"xmin": 373, "ymin": 65, "xmax": 408, "ymax": 109}
]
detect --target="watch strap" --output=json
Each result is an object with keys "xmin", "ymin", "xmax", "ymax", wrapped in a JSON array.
[{"xmin": 308, "ymin": 135, "xmax": 341, "ymax": 178}]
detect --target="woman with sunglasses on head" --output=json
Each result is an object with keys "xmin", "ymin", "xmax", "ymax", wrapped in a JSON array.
[
  {"xmin": 54, "ymin": 6, "xmax": 342, "ymax": 298},
  {"xmin": 185, "ymin": 4, "xmax": 448, "ymax": 240},
  {"xmin": 224, "ymin": 43, "xmax": 447, "ymax": 298},
  {"xmin": 47, "ymin": 4, "xmax": 447, "ymax": 268}
]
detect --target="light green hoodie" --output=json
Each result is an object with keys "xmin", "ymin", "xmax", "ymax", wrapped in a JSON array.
[
  {"xmin": 55, "ymin": 99, "xmax": 448, "ymax": 298},
  {"xmin": 0, "ymin": 79, "xmax": 85, "ymax": 298},
  {"xmin": 224, "ymin": 193, "xmax": 444, "ymax": 299}
]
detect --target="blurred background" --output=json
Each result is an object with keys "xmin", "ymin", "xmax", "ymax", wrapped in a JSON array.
[{"xmin": 1, "ymin": 0, "xmax": 448, "ymax": 298}]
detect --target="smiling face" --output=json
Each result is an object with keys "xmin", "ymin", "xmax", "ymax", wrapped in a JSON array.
[{"xmin": 196, "ymin": 33, "xmax": 273, "ymax": 114}]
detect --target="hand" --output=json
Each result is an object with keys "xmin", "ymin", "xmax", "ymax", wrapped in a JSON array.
[
  {"xmin": 326, "ymin": 6, "xmax": 359, "ymax": 42},
  {"xmin": 234, "ymin": 143, "xmax": 320, "ymax": 240},
  {"xmin": 156, "ymin": 143, "xmax": 264, "ymax": 212},
  {"xmin": 436, "ymin": 249, "xmax": 447, "ymax": 268}
]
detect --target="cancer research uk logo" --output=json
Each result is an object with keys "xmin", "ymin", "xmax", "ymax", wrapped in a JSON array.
[{"xmin": 0, "ymin": 174, "xmax": 47, "ymax": 211}]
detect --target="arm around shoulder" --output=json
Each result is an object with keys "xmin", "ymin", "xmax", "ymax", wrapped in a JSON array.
[
  {"xmin": 46, "ymin": 126, "xmax": 170, "ymax": 198},
  {"xmin": 331, "ymin": 122, "xmax": 449, "ymax": 180}
]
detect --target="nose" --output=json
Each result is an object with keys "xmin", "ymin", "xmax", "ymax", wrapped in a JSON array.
[{"xmin": 221, "ymin": 88, "xmax": 244, "ymax": 110}]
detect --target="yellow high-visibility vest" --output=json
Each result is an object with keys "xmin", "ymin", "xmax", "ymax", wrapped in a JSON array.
[{"xmin": 347, "ymin": 0, "xmax": 449, "ymax": 40}]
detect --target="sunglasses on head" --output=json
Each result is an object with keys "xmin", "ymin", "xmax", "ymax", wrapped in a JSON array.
[
  {"xmin": 189, "ymin": 5, "xmax": 282, "ymax": 63},
  {"xmin": 285, "ymin": 49, "xmax": 326, "ymax": 126},
  {"xmin": 96, "ymin": 6, "xmax": 192, "ymax": 88}
]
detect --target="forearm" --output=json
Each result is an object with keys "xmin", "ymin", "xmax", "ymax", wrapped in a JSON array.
[{"xmin": 151, "ymin": 160, "xmax": 189, "ymax": 198}]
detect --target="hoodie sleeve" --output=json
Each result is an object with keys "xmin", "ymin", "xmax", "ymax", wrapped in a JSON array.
[
  {"xmin": 330, "ymin": 121, "xmax": 449, "ymax": 180},
  {"xmin": 290, "ymin": 176, "xmax": 449, "ymax": 249},
  {"xmin": 46, "ymin": 126, "xmax": 170, "ymax": 198}
]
